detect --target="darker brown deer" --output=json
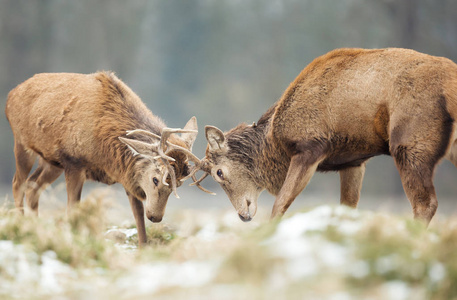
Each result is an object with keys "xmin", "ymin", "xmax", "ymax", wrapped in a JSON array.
[
  {"xmin": 194, "ymin": 48, "xmax": 457, "ymax": 224},
  {"xmin": 5, "ymin": 71, "xmax": 200, "ymax": 246}
]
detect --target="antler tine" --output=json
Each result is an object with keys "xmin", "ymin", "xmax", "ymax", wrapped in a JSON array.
[
  {"xmin": 156, "ymin": 127, "xmax": 197, "ymax": 198},
  {"xmin": 190, "ymin": 172, "xmax": 209, "ymax": 186},
  {"xmin": 164, "ymin": 144, "xmax": 215, "ymax": 194},
  {"xmin": 186, "ymin": 156, "xmax": 215, "ymax": 195},
  {"xmin": 165, "ymin": 142, "xmax": 201, "ymax": 168},
  {"xmin": 125, "ymin": 128, "xmax": 178, "ymax": 195},
  {"xmin": 179, "ymin": 165, "xmax": 198, "ymax": 182},
  {"xmin": 159, "ymin": 127, "xmax": 198, "ymax": 161},
  {"xmin": 167, "ymin": 163, "xmax": 179, "ymax": 198},
  {"xmin": 126, "ymin": 129, "xmax": 161, "ymax": 140},
  {"xmin": 162, "ymin": 168, "xmax": 169, "ymax": 186},
  {"xmin": 159, "ymin": 127, "xmax": 203, "ymax": 182},
  {"xmin": 191, "ymin": 173, "xmax": 216, "ymax": 195},
  {"xmin": 159, "ymin": 157, "xmax": 179, "ymax": 198}
]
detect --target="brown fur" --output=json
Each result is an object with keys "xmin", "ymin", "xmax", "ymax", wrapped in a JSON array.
[
  {"xmin": 204, "ymin": 48, "xmax": 457, "ymax": 224},
  {"xmin": 5, "ymin": 71, "xmax": 196, "ymax": 246}
]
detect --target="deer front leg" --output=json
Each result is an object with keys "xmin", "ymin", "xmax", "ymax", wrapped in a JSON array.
[
  {"xmin": 339, "ymin": 163, "xmax": 366, "ymax": 208},
  {"xmin": 271, "ymin": 151, "xmax": 324, "ymax": 219},
  {"xmin": 126, "ymin": 192, "xmax": 147, "ymax": 247},
  {"xmin": 64, "ymin": 168, "xmax": 85, "ymax": 214}
]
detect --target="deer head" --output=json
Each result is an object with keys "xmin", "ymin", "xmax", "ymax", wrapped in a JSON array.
[
  {"xmin": 190, "ymin": 125, "xmax": 262, "ymax": 222},
  {"xmin": 119, "ymin": 117, "xmax": 199, "ymax": 222}
]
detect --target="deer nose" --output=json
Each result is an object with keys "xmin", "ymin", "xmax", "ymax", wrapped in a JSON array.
[
  {"xmin": 238, "ymin": 213, "xmax": 252, "ymax": 222},
  {"xmin": 147, "ymin": 215, "xmax": 163, "ymax": 223}
]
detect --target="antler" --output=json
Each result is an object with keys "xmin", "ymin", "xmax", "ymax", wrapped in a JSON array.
[
  {"xmin": 126, "ymin": 129, "xmax": 161, "ymax": 140},
  {"xmin": 125, "ymin": 128, "xmax": 191, "ymax": 198},
  {"xmin": 126, "ymin": 127, "xmax": 214, "ymax": 196},
  {"xmin": 190, "ymin": 171, "xmax": 215, "ymax": 195},
  {"xmin": 161, "ymin": 134, "xmax": 215, "ymax": 195},
  {"xmin": 156, "ymin": 128, "xmax": 199, "ymax": 198},
  {"xmin": 180, "ymin": 155, "xmax": 215, "ymax": 195}
]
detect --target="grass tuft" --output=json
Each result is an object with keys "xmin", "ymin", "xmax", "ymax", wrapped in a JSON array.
[
  {"xmin": 0, "ymin": 193, "xmax": 117, "ymax": 268},
  {"xmin": 216, "ymin": 241, "xmax": 274, "ymax": 285},
  {"xmin": 3, "ymin": 195, "xmax": 457, "ymax": 299}
]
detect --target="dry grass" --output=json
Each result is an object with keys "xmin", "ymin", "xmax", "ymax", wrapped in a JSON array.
[{"xmin": 1, "ymin": 189, "xmax": 457, "ymax": 299}]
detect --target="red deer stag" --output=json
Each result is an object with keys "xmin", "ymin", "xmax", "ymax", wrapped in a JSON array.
[
  {"xmin": 6, "ymin": 71, "xmax": 200, "ymax": 245},
  {"xmin": 194, "ymin": 48, "xmax": 457, "ymax": 224}
]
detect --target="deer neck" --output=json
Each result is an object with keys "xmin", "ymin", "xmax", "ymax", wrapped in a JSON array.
[
  {"xmin": 256, "ymin": 127, "xmax": 290, "ymax": 195},
  {"xmin": 226, "ymin": 117, "xmax": 290, "ymax": 196}
]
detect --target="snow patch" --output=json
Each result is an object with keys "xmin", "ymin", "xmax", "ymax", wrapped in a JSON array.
[
  {"xmin": 117, "ymin": 260, "xmax": 219, "ymax": 297},
  {"xmin": 429, "ymin": 262, "xmax": 446, "ymax": 283},
  {"xmin": 264, "ymin": 206, "xmax": 361, "ymax": 280},
  {"xmin": 105, "ymin": 226, "xmax": 138, "ymax": 239},
  {"xmin": 0, "ymin": 240, "xmax": 76, "ymax": 298},
  {"xmin": 382, "ymin": 280, "xmax": 412, "ymax": 300},
  {"xmin": 269, "ymin": 205, "xmax": 362, "ymax": 242},
  {"xmin": 196, "ymin": 222, "xmax": 222, "ymax": 241}
]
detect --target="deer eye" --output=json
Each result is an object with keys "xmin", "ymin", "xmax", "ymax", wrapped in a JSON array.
[
  {"xmin": 216, "ymin": 169, "xmax": 224, "ymax": 180},
  {"xmin": 153, "ymin": 177, "xmax": 159, "ymax": 186}
]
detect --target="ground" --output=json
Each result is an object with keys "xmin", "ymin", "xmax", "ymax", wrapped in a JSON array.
[{"xmin": 0, "ymin": 187, "xmax": 456, "ymax": 300}]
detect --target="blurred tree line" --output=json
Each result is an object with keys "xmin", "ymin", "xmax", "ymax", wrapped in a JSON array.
[{"xmin": 0, "ymin": 0, "xmax": 456, "ymax": 196}]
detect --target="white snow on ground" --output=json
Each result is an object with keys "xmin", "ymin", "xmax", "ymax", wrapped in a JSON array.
[
  {"xmin": 0, "ymin": 240, "xmax": 219, "ymax": 299},
  {"xmin": 270, "ymin": 205, "xmax": 363, "ymax": 239},
  {"xmin": 196, "ymin": 221, "xmax": 222, "ymax": 241},
  {"xmin": 263, "ymin": 206, "xmax": 421, "ymax": 299},
  {"xmin": 265, "ymin": 205, "xmax": 364, "ymax": 279},
  {"xmin": 0, "ymin": 205, "xmax": 438, "ymax": 299},
  {"xmin": 116, "ymin": 260, "xmax": 220, "ymax": 297},
  {"xmin": 105, "ymin": 226, "xmax": 138, "ymax": 239},
  {"xmin": 0, "ymin": 240, "xmax": 76, "ymax": 298}
]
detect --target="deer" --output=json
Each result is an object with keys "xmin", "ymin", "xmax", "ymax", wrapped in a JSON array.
[
  {"xmin": 5, "ymin": 71, "xmax": 202, "ymax": 246},
  {"xmin": 191, "ymin": 48, "xmax": 457, "ymax": 224}
]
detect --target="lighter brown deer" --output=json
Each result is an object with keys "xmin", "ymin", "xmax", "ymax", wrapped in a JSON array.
[
  {"xmin": 194, "ymin": 48, "xmax": 457, "ymax": 223},
  {"xmin": 5, "ymin": 71, "xmax": 200, "ymax": 245}
]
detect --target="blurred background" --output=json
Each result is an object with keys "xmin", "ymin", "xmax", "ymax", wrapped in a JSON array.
[{"xmin": 0, "ymin": 0, "xmax": 456, "ymax": 216}]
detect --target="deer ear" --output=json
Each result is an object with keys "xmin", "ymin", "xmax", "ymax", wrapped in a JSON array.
[
  {"xmin": 118, "ymin": 137, "xmax": 159, "ymax": 157},
  {"xmin": 181, "ymin": 116, "xmax": 198, "ymax": 150},
  {"xmin": 205, "ymin": 125, "xmax": 226, "ymax": 151}
]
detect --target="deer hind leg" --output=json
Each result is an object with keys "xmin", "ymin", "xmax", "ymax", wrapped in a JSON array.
[
  {"xmin": 25, "ymin": 158, "xmax": 63, "ymax": 215},
  {"xmin": 271, "ymin": 144, "xmax": 327, "ymax": 219},
  {"xmin": 394, "ymin": 155, "xmax": 438, "ymax": 224},
  {"xmin": 339, "ymin": 163, "xmax": 366, "ymax": 208},
  {"xmin": 12, "ymin": 141, "xmax": 36, "ymax": 213},
  {"xmin": 64, "ymin": 168, "xmax": 85, "ymax": 214},
  {"xmin": 391, "ymin": 94, "xmax": 455, "ymax": 224},
  {"xmin": 390, "ymin": 126, "xmax": 450, "ymax": 224}
]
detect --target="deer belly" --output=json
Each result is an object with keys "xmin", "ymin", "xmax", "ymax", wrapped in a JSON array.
[
  {"xmin": 85, "ymin": 169, "xmax": 117, "ymax": 185},
  {"xmin": 317, "ymin": 135, "xmax": 389, "ymax": 171},
  {"xmin": 317, "ymin": 154, "xmax": 374, "ymax": 171}
]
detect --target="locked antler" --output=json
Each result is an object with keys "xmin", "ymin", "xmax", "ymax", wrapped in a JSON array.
[
  {"xmin": 126, "ymin": 128, "xmax": 215, "ymax": 196},
  {"xmin": 190, "ymin": 171, "xmax": 215, "ymax": 195},
  {"xmin": 160, "ymin": 129, "xmax": 216, "ymax": 195},
  {"xmin": 183, "ymin": 156, "xmax": 214, "ymax": 195}
]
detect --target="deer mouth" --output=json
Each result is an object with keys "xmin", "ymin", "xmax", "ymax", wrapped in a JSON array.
[
  {"xmin": 237, "ymin": 198, "xmax": 255, "ymax": 222},
  {"xmin": 238, "ymin": 212, "xmax": 252, "ymax": 222},
  {"xmin": 147, "ymin": 215, "xmax": 163, "ymax": 223}
]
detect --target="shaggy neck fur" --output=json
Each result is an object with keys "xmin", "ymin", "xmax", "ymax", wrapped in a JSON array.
[{"xmin": 226, "ymin": 105, "xmax": 291, "ymax": 195}]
